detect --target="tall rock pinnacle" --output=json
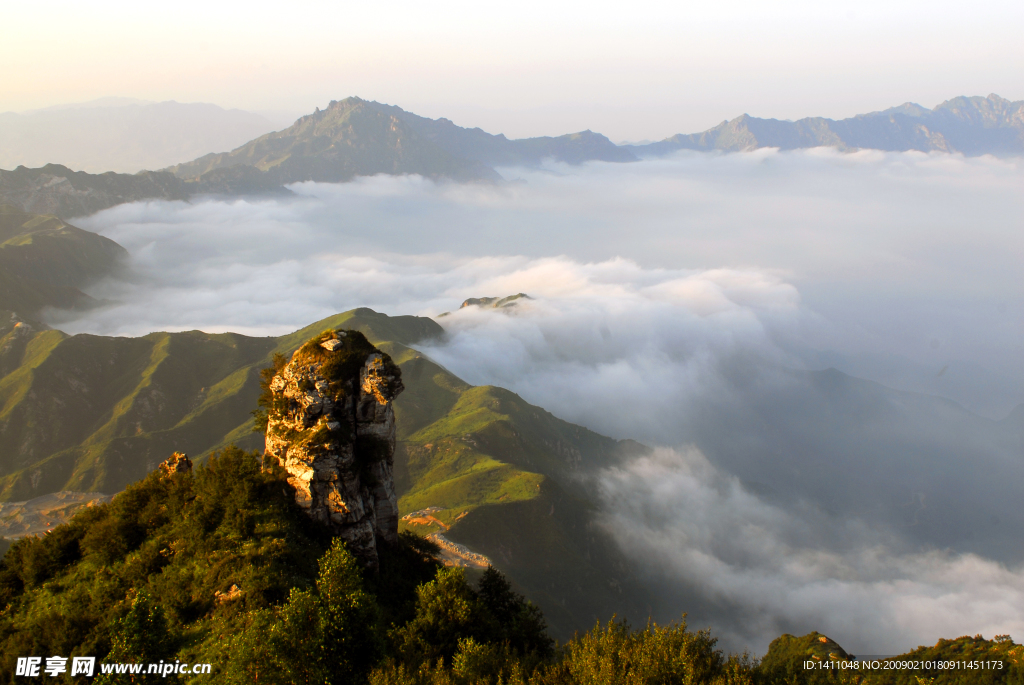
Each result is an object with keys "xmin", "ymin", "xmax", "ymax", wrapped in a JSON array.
[{"xmin": 263, "ymin": 329, "xmax": 404, "ymax": 568}]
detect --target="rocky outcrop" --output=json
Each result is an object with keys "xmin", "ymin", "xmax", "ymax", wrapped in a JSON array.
[
  {"xmin": 159, "ymin": 452, "xmax": 192, "ymax": 478},
  {"xmin": 263, "ymin": 329, "xmax": 404, "ymax": 568}
]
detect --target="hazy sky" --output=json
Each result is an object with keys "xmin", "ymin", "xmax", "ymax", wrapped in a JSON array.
[{"xmin": 3, "ymin": 0, "xmax": 1023, "ymax": 140}]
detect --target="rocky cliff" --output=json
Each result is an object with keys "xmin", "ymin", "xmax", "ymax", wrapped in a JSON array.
[{"xmin": 262, "ymin": 329, "xmax": 404, "ymax": 568}]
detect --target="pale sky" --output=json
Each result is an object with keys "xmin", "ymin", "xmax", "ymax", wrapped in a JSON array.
[{"xmin": 3, "ymin": 0, "xmax": 1023, "ymax": 140}]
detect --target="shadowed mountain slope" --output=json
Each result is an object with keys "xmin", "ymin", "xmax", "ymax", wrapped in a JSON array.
[
  {"xmin": 167, "ymin": 97, "xmax": 501, "ymax": 185},
  {"xmin": 0, "ymin": 204, "xmax": 126, "ymax": 317},
  {"xmin": 677, "ymin": 366, "xmax": 1024, "ymax": 565},
  {"xmin": 392, "ymin": 376, "xmax": 651, "ymax": 636}
]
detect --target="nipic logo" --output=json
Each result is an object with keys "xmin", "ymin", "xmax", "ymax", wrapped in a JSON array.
[
  {"xmin": 16, "ymin": 656, "xmax": 95, "ymax": 676},
  {"xmin": 15, "ymin": 656, "xmax": 211, "ymax": 677}
]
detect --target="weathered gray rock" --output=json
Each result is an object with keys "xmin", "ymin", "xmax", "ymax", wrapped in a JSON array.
[{"xmin": 263, "ymin": 330, "xmax": 403, "ymax": 568}]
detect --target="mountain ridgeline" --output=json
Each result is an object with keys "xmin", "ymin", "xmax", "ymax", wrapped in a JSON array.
[
  {"xmin": 0, "ymin": 98, "xmax": 631, "ymax": 218},
  {"xmin": 1, "ymin": 93, "xmax": 1021, "ymax": 218},
  {"xmin": 626, "ymin": 93, "xmax": 1024, "ymax": 156}
]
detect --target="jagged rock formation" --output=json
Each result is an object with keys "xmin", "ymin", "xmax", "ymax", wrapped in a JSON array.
[
  {"xmin": 263, "ymin": 329, "xmax": 404, "ymax": 567},
  {"xmin": 159, "ymin": 452, "xmax": 192, "ymax": 478}
]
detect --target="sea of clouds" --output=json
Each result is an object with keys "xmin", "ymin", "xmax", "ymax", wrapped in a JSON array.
[
  {"xmin": 599, "ymin": 446, "xmax": 1024, "ymax": 654},
  {"xmin": 59, "ymin": 149, "xmax": 1024, "ymax": 654}
]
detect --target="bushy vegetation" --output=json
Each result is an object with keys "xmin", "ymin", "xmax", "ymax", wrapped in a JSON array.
[
  {"xmin": 0, "ymin": 439, "xmax": 1018, "ymax": 684},
  {"xmin": 0, "ymin": 445, "xmax": 767, "ymax": 685},
  {"xmin": 0, "ymin": 446, "xmax": 330, "ymax": 682}
]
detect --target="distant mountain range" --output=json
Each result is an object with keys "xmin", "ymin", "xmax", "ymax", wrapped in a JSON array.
[
  {"xmin": 627, "ymin": 93, "xmax": 1024, "ymax": 156},
  {"xmin": 0, "ymin": 100, "xmax": 281, "ymax": 174},
  {"xmin": 167, "ymin": 97, "xmax": 633, "ymax": 184},
  {"xmin": 0, "ymin": 93, "xmax": 1021, "ymax": 218}
]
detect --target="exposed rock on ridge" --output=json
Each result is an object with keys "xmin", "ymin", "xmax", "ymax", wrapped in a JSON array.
[
  {"xmin": 263, "ymin": 329, "xmax": 404, "ymax": 568},
  {"xmin": 159, "ymin": 452, "xmax": 192, "ymax": 478}
]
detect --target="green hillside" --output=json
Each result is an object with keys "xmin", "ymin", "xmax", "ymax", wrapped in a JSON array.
[
  {"xmin": 0, "ymin": 308, "xmax": 438, "ymax": 501},
  {"xmin": 0, "ymin": 307, "xmax": 653, "ymax": 637},
  {"xmin": 393, "ymin": 375, "xmax": 653, "ymax": 637},
  {"xmin": 0, "ymin": 446, "xmax": 766, "ymax": 685},
  {"xmin": 0, "ymin": 204, "xmax": 126, "ymax": 317}
]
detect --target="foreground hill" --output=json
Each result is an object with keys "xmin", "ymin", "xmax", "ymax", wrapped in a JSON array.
[
  {"xmin": 0, "ymin": 445, "xmax": 762, "ymax": 685},
  {"xmin": 0, "ymin": 308, "xmax": 435, "ymax": 500},
  {"xmin": 0, "ymin": 205, "xmax": 126, "ymax": 318},
  {"xmin": 632, "ymin": 93, "xmax": 1024, "ymax": 156},
  {"xmin": 1, "ymin": 445, "xmax": 1019, "ymax": 683},
  {"xmin": 0, "ymin": 308, "xmax": 652, "ymax": 637}
]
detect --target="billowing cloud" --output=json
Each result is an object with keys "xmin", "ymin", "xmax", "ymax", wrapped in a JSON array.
[
  {"xmin": 418, "ymin": 263, "xmax": 803, "ymax": 445},
  {"xmin": 51, "ymin": 150, "xmax": 1024, "ymax": 654},
  {"xmin": 598, "ymin": 447, "xmax": 1024, "ymax": 655},
  {"xmin": 63, "ymin": 149, "xmax": 1024, "ymax": 415}
]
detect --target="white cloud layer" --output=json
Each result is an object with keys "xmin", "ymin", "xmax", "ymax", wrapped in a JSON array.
[
  {"xmin": 54, "ymin": 150, "xmax": 1024, "ymax": 654},
  {"xmin": 598, "ymin": 447, "xmax": 1024, "ymax": 655},
  {"xmin": 417, "ymin": 264, "xmax": 802, "ymax": 444},
  {"xmin": 64, "ymin": 149, "xmax": 1024, "ymax": 415}
]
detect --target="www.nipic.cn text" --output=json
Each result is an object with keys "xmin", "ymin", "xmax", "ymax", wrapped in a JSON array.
[{"xmin": 15, "ymin": 656, "xmax": 212, "ymax": 677}]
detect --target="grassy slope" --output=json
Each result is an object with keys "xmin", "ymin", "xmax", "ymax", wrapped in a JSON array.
[
  {"xmin": 394, "ymin": 372, "xmax": 653, "ymax": 639},
  {"xmin": 0, "ymin": 308, "xmax": 441, "ymax": 500},
  {"xmin": 0, "ymin": 306, "xmax": 652, "ymax": 638}
]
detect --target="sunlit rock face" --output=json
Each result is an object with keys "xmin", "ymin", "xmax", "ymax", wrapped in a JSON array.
[{"xmin": 264, "ymin": 329, "xmax": 404, "ymax": 568}]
